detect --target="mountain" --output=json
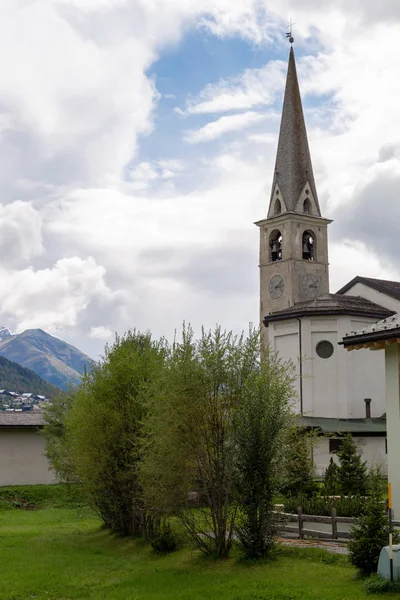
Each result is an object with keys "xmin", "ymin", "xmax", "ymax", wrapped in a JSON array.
[
  {"xmin": 0, "ymin": 355, "xmax": 60, "ymax": 397},
  {"xmin": 0, "ymin": 326, "xmax": 13, "ymax": 342},
  {"xmin": 0, "ymin": 329, "xmax": 95, "ymax": 390}
]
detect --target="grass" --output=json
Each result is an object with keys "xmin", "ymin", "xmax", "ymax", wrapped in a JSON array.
[
  {"xmin": 0, "ymin": 486, "xmax": 387, "ymax": 600},
  {"xmin": 0, "ymin": 483, "xmax": 86, "ymax": 510}
]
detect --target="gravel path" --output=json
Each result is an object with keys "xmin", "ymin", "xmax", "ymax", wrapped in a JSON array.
[{"xmin": 278, "ymin": 538, "xmax": 349, "ymax": 554}]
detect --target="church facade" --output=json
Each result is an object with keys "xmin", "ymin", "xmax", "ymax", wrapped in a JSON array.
[{"xmin": 256, "ymin": 46, "xmax": 398, "ymax": 475}]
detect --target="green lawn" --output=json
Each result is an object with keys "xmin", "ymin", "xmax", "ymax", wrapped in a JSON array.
[{"xmin": 0, "ymin": 505, "xmax": 385, "ymax": 600}]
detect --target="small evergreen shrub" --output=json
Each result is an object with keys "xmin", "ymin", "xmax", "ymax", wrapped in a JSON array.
[
  {"xmin": 323, "ymin": 457, "xmax": 340, "ymax": 496},
  {"xmin": 367, "ymin": 464, "xmax": 387, "ymax": 498},
  {"xmin": 348, "ymin": 495, "xmax": 400, "ymax": 575},
  {"xmin": 280, "ymin": 428, "xmax": 318, "ymax": 498},
  {"xmin": 337, "ymin": 434, "xmax": 368, "ymax": 496},
  {"xmin": 151, "ymin": 523, "xmax": 180, "ymax": 554}
]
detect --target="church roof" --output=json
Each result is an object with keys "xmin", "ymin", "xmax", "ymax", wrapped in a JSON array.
[
  {"xmin": 337, "ymin": 276, "xmax": 400, "ymax": 301},
  {"xmin": 341, "ymin": 314, "xmax": 400, "ymax": 347},
  {"xmin": 298, "ymin": 415, "xmax": 386, "ymax": 435},
  {"xmin": 263, "ymin": 293, "xmax": 394, "ymax": 325},
  {"xmin": 269, "ymin": 47, "xmax": 321, "ymax": 215},
  {"xmin": 0, "ymin": 412, "xmax": 44, "ymax": 428}
]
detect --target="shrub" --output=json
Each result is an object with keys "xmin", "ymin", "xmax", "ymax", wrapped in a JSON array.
[
  {"xmin": 280, "ymin": 428, "xmax": 318, "ymax": 498},
  {"xmin": 367, "ymin": 464, "xmax": 387, "ymax": 498},
  {"xmin": 323, "ymin": 457, "xmax": 340, "ymax": 496},
  {"xmin": 337, "ymin": 434, "xmax": 368, "ymax": 496},
  {"xmin": 364, "ymin": 574, "xmax": 400, "ymax": 595},
  {"xmin": 65, "ymin": 331, "xmax": 167, "ymax": 537},
  {"xmin": 234, "ymin": 358, "xmax": 295, "ymax": 559},
  {"xmin": 283, "ymin": 494, "xmax": 368, "ymax": 517},
  {"xmin": 151, "ymin": 523, "xmax": 181, "ymax": 554},
  {"xmin": 348, "ymin": 495, "xmax": 400, "ymax": 575}
]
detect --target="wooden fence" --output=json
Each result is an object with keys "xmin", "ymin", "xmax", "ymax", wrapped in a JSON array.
[{"xmin": 280, "ymin": 507, "xmax": 400, "ymax": 541}]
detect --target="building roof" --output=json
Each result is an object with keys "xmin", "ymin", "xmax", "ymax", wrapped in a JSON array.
[
  {"xmin": 269, "ymin": 46, "xmax": 321, "ymax": 215},
  {"xmin": 337, "ymin": 276, "xmax": 400, "ymax": 301},
  {"xmin": 341, "ymin": 314, "xmax": 400, "ymax": 347},
  {"xmin": 298, "ymin": 415, "xmax": 386, "ymax": 435},
  {"xmin": 264, "ymin": 293, "xmax": 394, "ymax": 325},
  {"xmin": 0, "ymin": 412, "xmax": 44, "ymax": 428}
]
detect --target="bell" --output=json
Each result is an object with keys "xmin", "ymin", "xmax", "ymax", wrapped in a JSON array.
[
  {"xmin": 271, "ymin": 241, "xmax": 280, "ymax": 261},
  {"xmin": 303, "ymin": 241, "xmax": 311, "ymax": 259}
]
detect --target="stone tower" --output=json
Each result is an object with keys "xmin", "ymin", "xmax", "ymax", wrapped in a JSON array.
[{"xmin": 256, "ymin": 46, "xmax": 331, "ymax": 327}]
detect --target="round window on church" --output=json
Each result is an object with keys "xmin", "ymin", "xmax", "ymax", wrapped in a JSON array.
[{"xmin": 316, "ymin": 340, "xmax": 334, "ymax": 359}]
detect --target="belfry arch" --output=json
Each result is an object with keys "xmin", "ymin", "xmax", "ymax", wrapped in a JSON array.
[
  {"xmin": 269, "ymin": 229, "xmax": 282, "ymax": 262},
  {"xmin": 302, "ymin": 230, "xmax": 315, "ymax": 261}
]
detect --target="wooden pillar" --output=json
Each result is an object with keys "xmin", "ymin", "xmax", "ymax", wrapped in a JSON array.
[{"xmin": 385, "ymin": 343, "xmax": 400, "ymax": 520}]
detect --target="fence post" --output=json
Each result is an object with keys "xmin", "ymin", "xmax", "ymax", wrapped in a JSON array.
[
  {"xmin": 297, "ymin": 506, "xmax": 304, "ymax": 540},
  {"xmin": 331, "ymin": 507, "xmax": 337, "ymax": 540}
]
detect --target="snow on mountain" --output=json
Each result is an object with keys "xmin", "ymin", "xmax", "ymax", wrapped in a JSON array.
[{"xmin": 0, "ymin": 326, "xmax": 14, "ymax": 342}]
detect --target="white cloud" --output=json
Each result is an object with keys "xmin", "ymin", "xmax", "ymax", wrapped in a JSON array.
[
  {"xmin": 0, "ymin": 202, "xmax": 43, "ymax": 267},
  {"xmin": 90, "ymin": 325, "xmax": 114, "ymax": 341},
  {"xmin": 127, "ymin": 159, "xmax": 187, "ymax": 189},
  {"xmin": 184, "ymin": 111, "xmax": 267, "ymax": 144},
  {"xmin": 180, "ymin": 62, "xmax": 285, "ymax": 116},
  {"xmin": 0, "ymin": 257, "xmax": 116, "ymax": 334}
]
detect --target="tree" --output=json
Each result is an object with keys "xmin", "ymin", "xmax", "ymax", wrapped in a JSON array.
[
  {"xmin": 280, "ymin": 427, "xmax": 318, "ymax": 499},
  {"xmin": 64, "ymin": 331, "xmax": 166, "ymax": 536},
  {"xmin": 233, "ymin": 354, "xmax": 295, "ymax": 559},
  {"xmin": 43, "ymin": 388, "xmax": 80, "ymax": 484},
  {"xmin": 337, "ymin": 434, "xmax": 368, "ymax": 496},
  {"xmin": 348, "ymin": 495, "xmax": 400, "ymax": 575},
  {"xmin": 323, "ymin": 457, "xmax": 340, "ymax": 496},
  {"xmin": 141, "ymin": 325, "xmax": 262, "ymax": 558}
]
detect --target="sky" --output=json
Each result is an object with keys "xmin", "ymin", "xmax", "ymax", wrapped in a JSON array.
[{"xmin": 1, "ymin": 0, "xmax": 400, "ymax": 359}]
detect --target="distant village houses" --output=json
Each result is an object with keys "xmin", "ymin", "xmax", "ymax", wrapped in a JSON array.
[{"xmin": 0, "ymin": 389, "xmax": 49, "ymax": 412}]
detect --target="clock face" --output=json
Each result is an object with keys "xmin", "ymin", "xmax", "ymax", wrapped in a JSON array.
[
  {"xmin": 269, "ymin": 275, "xmax": 285, "ymax": 299},
  {"xmin": 302, "ymin": 274, "xmax": 320, "ymax": 299}
]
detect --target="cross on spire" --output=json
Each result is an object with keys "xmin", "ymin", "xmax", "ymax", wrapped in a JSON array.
[{"xmin": 286, "ymin": 18, "xmax": 295, "ymax": 44}]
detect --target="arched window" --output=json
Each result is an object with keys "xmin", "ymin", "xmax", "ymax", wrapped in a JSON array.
[
  {"xmin": 303, "ymin": 198, "xmax": 311, "ymax": 214},
  {"xmin": 302, "ymin": 230, "xmax": 315, "ymax": 261},
  {"xmin": 270, "ymin": 230, "xmax": 282, "ymax": 262},
  {"xmin": 274, "ymin": 199, "xmax": 282, "ymax": 215}
]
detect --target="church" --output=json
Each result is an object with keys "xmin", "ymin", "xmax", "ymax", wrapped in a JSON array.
[{"xmin": 256, "ymin": 44, "xmax": 400, "ymax": 475}]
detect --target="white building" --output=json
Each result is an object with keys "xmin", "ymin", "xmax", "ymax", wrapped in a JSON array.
[
  {"xmin": 256, "ymin": 45, "xmax": 398, "ymax": 475},
  {"xmin": 0, "ymin": 412, "xmax": 56, "ymax": 485},
  {"xmin": 342, "ymin": 316, "xmax": 400, "ymax": 518}
]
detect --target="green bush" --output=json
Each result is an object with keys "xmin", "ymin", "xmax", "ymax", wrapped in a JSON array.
[
  {"xmin": 337, "ymin": 434, "xmax": 368, "ymax": 496},
  {"xmin": 279, "ymin": 428, "xmax": 318, "ymax": 499},
  {"xmin": 348, "ymin": 495, "xmax": 400, "ymax": 575},
  {"xmin": 323, "ymin": 458, "xmax": 340, "ymax": 496},
  {"xmin": 151, "ymin": 523, "xmax": 181, "ymax": 554},
  {"xmin": 283, "ymin": 494, "xmax": 369, "ymax": 517},
  {"xmin": 364, "ymin": 574, "xmax": 400, "ymax": 594}
]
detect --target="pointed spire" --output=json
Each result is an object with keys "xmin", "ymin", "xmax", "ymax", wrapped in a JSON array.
[{"xmin": 269, "ymin": 47, "xmax": 321, "ymax": 216}]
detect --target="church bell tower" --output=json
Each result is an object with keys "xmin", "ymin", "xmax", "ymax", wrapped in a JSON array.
[{"xmin": 256, "ymin": 44, "xmax": 331, "ymax": 324}]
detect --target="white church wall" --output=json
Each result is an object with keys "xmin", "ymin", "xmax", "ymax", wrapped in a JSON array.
[
  {"xmin": 310, "ymin": 329, "xmax": 338, "ymax": 418},
  {"xmin": 269, "ymin": 314, "xmax": 386, "ymax": 420},
  {"xmin": 313, "ymin": 436, "xmax": 387, "ymax": 478},
  {"xmin": 270, "ymin": 320, "xmax": 301, "ymax": 412},
  {"xmin": 335, "ymin": 316, "xmax": 386, "ymax": 419},
  {"xmin": 342, "ymin": 283, "xmax": 400, "ymax": 313},
  {"xmin": 348, "ymin": 319, "xmax": 386, "ymax": 418}
]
